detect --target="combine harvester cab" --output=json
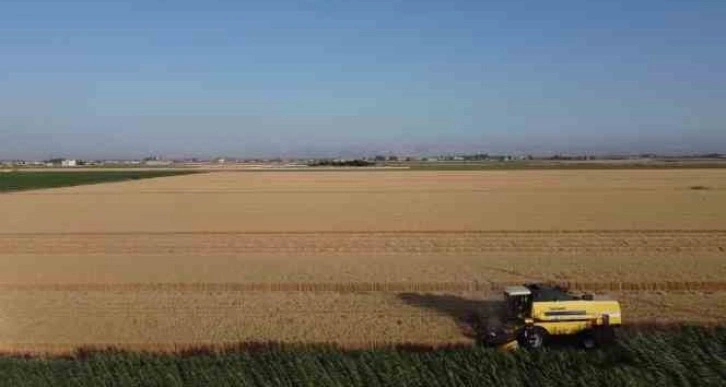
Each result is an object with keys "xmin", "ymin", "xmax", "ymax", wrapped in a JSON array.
[{"xmin": 484, "ymin": 283, "xmax": 621, "ymax": 350}]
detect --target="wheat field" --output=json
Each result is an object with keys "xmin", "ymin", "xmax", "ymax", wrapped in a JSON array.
[{"xmin": 1, "ymin": 170, "xmax": 725, "ymax": 352}]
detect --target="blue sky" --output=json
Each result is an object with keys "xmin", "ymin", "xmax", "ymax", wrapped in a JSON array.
[{"xmin": 1, "ymin": 0, "xmax": 724, "ymax": 158}]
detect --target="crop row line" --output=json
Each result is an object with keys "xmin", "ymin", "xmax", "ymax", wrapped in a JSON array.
[
  {"xmin": 1, "ymin": 230, "xmax": 725, "ymax": 236},
  {"xmin": 2, "ymin": 280, "xmax": 725, "ymax": 293}
]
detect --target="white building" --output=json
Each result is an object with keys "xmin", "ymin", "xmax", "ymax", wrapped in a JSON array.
[
  {"xmin": 61, "ymin": 159, "xmax": 77, "ymax": 167},
  {"xmin": 144, "ymin": 160, "xmax": 173, "ymax": 166}
]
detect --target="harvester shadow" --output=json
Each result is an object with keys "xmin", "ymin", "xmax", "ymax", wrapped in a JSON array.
[
  {"xmin": 398, "ymin": 293, "xmax": 505, "ymax": 344},
  {"xmin": 399, "ymin": 293, "xmax": 621, "ymax": 349}
]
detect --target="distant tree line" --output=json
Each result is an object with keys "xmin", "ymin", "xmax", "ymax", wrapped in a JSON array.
[{"xmin": 308, "ymin": 159, "xmax": 375, "ymax": 167}]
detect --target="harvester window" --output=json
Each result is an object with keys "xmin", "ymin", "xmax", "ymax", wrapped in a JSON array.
[{"xmin": 506, "ymin": 295, "xmax": 531, "ymax": 319}]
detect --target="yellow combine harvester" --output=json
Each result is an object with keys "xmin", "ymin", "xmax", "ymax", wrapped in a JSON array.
[{"xmin": 483, "ymin": 283, "xmax": 621, "ymax": 350}]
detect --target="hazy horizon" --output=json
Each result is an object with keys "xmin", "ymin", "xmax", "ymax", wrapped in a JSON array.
[
  {"xmin": 2, "ymin": 0, "xmax": 725, "ymax": 159},
  {"xmin": 3, "ymin": 141, "xmax": 726, "ymax": 162}
]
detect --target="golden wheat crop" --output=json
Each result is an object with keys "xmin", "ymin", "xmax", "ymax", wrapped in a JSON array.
[
  {"xmin": 1, "ymin": 170, "xmax": 725, "ymax": 352},
  {"xmin": 1, "ymin": 290, "xmax": 723, "ymax": 354}
]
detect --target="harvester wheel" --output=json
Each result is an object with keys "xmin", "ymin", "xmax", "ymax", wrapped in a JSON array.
[
  {"xmin": 581, "ymin": 331, "xmax": 597, "ymax": 349},
  {"xmin": 593, "ymin": 326, "xmax": 616, "ymax": 345},
  {"xmin": 581, "ymin": 327, "xmax": 616, "ymax": 349},
  {"xmin": 519, "ymin": 326, "xmax": 548, "ymax": 349}
]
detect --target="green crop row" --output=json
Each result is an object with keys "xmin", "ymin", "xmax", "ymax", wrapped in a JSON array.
[
  {"xmin": 1, "ymin": 327, "xmax": 724, "ymax": 386},
  {"xmin": 0, "ymin": 171, "xmax": 199, "ymax": 193}
]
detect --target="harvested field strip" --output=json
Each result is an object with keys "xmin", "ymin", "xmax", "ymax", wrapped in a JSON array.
[
  {"xmin": 1, "ymin": 231, "xmax": 724, "ymax": 255},
  {"xmin": 1, "ymin": 291, "xmax": 724, "ymax": 354},
  {"xmin": 0, "ymin": 323, "xmax": 722, "ymax": 355},
  {"xmin": 3, "ymin": 280, "xmax": 726, "ymax": 293},
  {"xmin": 2, "ymin": 229, "xmax": 725, "ymax": 235},
  {"xmin": 15, "ymin": 187, "xmax": 724, "ymax": 194}
]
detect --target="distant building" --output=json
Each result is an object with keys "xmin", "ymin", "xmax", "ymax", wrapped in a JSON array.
[
  {"xmin": 61, "ymin": 159, "xmax": 77, "ymax": 167},
  {"xmin": 143, "ymin": 160, "xmax": 174, "ymax": 166}
]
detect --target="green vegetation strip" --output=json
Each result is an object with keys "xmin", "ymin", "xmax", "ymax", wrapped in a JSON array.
[
  {"xmin": 0, "ymin": 171, "xmax": 199, "ymax": 193},
  {"xmin": 1, "ymin": 327, "xmax": 724, "ymax": 386}
]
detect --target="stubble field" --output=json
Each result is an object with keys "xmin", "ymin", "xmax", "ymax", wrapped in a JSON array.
[{"xmin": 1, "ymin": 170, "xmax": 725, "ymax": 353}]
